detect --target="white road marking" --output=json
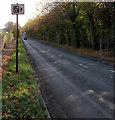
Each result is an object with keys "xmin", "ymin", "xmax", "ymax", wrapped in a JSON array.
[
  {"xmin": 51, "ymin": 56, "xmax": 54, "ymax": 58},
  {"xmin": 79, "ymin": 64, "xmax": 88, "ymax": 69},
  {"xmin": 54, "ymin": 61, "xmax": 58, "ymax": 64},
  {"xmin": 90, "ymin": 63, "xmax": 95, "ymax": 66},
  {"xmin": 99, "ymin": 97, "xmax": 104, "ymax": 102},
  {"xmin": 110, "ymin": 76, "xmax": 113, "ymax": 79},
  {"xmin": 110, "ymin": 70, "xmax": 115, "ymax": 73},
  {"xmin": 59, "ymin": 54, "xmax": 62, "ymax": 57}
]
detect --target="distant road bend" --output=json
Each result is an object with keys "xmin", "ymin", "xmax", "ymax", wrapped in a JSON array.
[{"xmin": 23, "ymin": 38, "xmax": 114, "ymax": 118}]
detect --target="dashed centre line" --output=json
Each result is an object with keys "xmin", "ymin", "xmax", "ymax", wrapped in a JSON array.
[
  {"xmin": 110, "ymin": 70, "xmax": 115, "ymax": 73},
  {"xmin": 79, "ymin": 64, "xmax": 88, "ymax": 69}
]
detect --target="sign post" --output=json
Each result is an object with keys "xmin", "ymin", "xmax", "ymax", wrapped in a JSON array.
[
  {"xmin": 16, "ymin": 14, "xmax": 18, "ymax": 73},
  {"xmin": 11, "ymin": 3, "xmax": 24, "ymax": 73}
]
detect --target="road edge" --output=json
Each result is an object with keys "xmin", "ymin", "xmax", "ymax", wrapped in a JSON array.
[
  {"xmin": 37, "ymin": 40, "xmax": 114, "ymax": 67},
  {"xmin": 22, "ymin": 40, "xmax": 51, "ymax": 119}
]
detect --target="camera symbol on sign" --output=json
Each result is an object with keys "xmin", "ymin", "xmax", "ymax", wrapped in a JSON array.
[{"xmin": 13, "ymin": 6, "xmax": 22, "ymax": 14}]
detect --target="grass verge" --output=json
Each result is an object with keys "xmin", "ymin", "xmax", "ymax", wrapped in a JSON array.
[{"xmin": 2, "ymin": 39, "xmax": 46, "ymax": 119}]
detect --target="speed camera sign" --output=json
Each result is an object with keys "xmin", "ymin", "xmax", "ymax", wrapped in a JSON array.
[
  {"xmin": 11, "ymin": 4, "xmax": 24, "ymax": 15},
  {"xmin": 11, "ymin": 3, "xmax": 24, "ymax": 73}
]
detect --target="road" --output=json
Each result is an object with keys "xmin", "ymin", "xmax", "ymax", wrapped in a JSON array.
[{"xmin": 23, "ymin": 38, "xmax": 114, "ymax": 118}]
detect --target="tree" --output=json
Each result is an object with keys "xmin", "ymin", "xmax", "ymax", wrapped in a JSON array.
[
  {"xmin": 23, "ymin": 2, "xmax": 114, "ymax": 56},
  {"xmin": 5, "ymin": 21, "xmax": 15, "ymax": 33}
]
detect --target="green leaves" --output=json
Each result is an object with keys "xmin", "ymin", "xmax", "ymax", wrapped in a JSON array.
[
  {"xmin": 2, "ymin": 39, "xmax": 46, "ymax": 119},
  {"xmin": 23, "ymin": 2, "xmax": 114, "ymax": 55}
]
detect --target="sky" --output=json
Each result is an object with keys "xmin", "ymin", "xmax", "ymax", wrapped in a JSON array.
[{"xmin": 0, "ymin": 0, "xmax": 46, "ymax": 28}]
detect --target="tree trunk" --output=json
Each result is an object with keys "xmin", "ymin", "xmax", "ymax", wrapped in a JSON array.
[
  {"xmin": 107, "ymin": 39, "xmax": 109, "ymax": 56},
  {"xmin": 87, "ymin": 12, "xmax": 97, "ymax": 50},
  {"xmin": 73, "ymin": 23, "xmax": 81, "ymax": 48},
  {"xmin": 71, "ymin": 3, "xmax": 81, "ymax": 48}
]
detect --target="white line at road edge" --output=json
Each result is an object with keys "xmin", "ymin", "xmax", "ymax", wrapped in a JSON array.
[
  {"xmin": 79, "ymin": 64, "xmax": 88, "ymax": 69},
  {"xmin": 110, "ymin": 70, "xmax": 115, "ymax": 73}
]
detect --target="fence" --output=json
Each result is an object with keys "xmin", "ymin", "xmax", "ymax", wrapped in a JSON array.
[{"xmin": 0, "ymin": 33, "xmax": 14, "ymax": 51}]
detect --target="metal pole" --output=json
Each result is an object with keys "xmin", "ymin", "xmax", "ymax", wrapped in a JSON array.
[
  {"xmin": 100, "ymin": 38, "xmax": 102, "ymax": 56},
  {"xmin": 16, "ymin": 14, "xmax": 18, "ymax": 73}
]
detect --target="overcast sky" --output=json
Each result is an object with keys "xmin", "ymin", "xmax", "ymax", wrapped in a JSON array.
[{"xmin": 0, "ymin": 0, "xmax": 47, "ymax": 28}]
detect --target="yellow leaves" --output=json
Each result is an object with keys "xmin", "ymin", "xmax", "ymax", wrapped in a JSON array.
[
  {"xmin": 2, "ymin": 40, "xmax": 46, "ymax": 119},
  {"xmin": 20, "ymin": 114, "xmax": 23, "ymax": 118},
  {"xmin": 3, "ymin": 92, "xmax": 8, "ymax": 99},
  {"xmin": 3, "ymin": 113, "xmax": 12, "ymax": 118},
  {"xmin": 8, "ymin": 109, "xmax": 11, "ymax": 113},
  {"xmin": 19, "ymin": 87, "xmax": 23, "ymax": 91},
  {"xmin": 19, "ymin": 87, "xmax": 30, "ymax": 93},
  {"xmin": 2, "ymin": 43, "xmax": 16, "ymax": 73},
  {"xmin": 19, "ymin": 82, "xmax": 30, "ymax": 93},
  {"xmin": 27, "ymin": 86, "xmax": 30, "ymax": 91}
]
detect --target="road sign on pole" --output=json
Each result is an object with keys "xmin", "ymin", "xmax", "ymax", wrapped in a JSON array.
[
  {"xmin": 11, "ymin": 4, "xmax": 24, "ymax": 15},
  {"xmin": 11, "ymin": 3, "xmax": 24, "ymax": 73}
]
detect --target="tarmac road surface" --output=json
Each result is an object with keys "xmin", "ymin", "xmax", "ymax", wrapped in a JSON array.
[{"xmin": 23, "ymin": 38, "xmax": 114, "ymax": 119}]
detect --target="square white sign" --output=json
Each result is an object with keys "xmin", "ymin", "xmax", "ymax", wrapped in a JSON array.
[{"xmin": 11, "ymin": 4, "xmax": 24, "ymax": 15}]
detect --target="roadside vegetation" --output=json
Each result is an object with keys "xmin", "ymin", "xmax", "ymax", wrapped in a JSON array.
[
  {"xmin": 2, "ymin": 39, "xmax": 46, "ymax": 119},
  {"xmin": 1, "ymin": 32, "xmax": 14, "ymax": 50},
  {"xmin": 23, "ymin": 2, "xmax": 115, "ymax": 62},
  {"xmin": 1, "ymin": 21, "xmax": 21, "ymax": 51}
]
